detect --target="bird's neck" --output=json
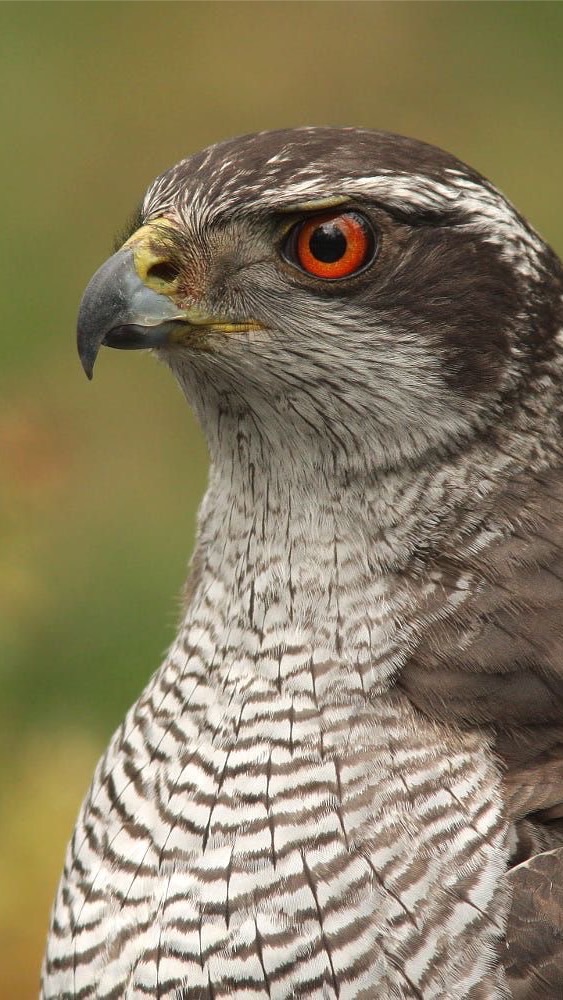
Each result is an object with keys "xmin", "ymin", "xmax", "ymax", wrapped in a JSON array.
[{"xmin": 176, "ymin": 430, "xmax": 519, "ymax": 705}]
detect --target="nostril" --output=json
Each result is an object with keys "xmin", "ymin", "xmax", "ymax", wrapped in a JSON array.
[{"xmin": 147, "ymin": 260, "xmax": 179, "ymax": 283}]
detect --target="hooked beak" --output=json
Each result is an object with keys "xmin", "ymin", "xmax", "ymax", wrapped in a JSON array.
[
  {"xmin": 76, "ymin": 240, "xmax": 188, "ymax": 379},
  {"xmin": 77, "ymin": 219, "xmax": 262, "ymax": 379}
]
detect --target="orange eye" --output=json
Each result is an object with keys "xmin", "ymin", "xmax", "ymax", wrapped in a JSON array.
[{"xmin": 285, "ymin": 211, "xmax": 376, "ymax": 279}]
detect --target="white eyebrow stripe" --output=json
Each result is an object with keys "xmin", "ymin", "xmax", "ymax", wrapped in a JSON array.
[{"xmin": 143, "ymin": 165, "xmax": 545, "ymax": 280}]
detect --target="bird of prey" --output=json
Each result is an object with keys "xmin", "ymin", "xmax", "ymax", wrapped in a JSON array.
[{"xmin": 42, "ymin": 128, "xmax": 563, "ymax": 999}]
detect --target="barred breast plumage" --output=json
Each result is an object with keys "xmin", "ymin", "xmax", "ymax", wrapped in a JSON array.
[{"xmin": 42, "ymin": 128, "xmax": 563, "ymax": 999}]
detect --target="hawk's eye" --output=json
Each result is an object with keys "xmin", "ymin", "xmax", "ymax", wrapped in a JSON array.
[{"xmin": 284, "ymin": 211, "xmax": 376, "ymax": 279}]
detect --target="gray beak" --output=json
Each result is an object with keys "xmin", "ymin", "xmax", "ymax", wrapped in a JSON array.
[{"xmin": 76, "ymin": 246, "xmax": 187, "ymax": 379}]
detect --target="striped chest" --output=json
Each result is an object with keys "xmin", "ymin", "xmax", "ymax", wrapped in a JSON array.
[
  {"xmin": 44, "ymin": 641, "xmax": 509, "ymax": 999},
  {"xmin": 43, "ymin": 486, "xmax": 511, "ymax": 999}
]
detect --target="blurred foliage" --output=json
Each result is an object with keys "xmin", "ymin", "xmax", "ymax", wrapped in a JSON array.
[{"xmin": 1, "ymin": 2, "xmax": 562, "ymax": 996}]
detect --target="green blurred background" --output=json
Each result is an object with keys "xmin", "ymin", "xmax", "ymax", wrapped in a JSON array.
[{"xmin": 1, "ymin": 2, "xmax": 562, "ymax": 995}]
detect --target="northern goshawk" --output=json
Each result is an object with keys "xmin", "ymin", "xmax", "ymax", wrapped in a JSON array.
[{"xmin": 42, "ymin": 128, "xmax": 563, "ymax": 999}]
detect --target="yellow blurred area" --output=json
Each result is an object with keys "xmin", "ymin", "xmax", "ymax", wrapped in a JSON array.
[
  {"xmin": 1, "ymin": 2, "xmax": 562, "ymax": 995},
  {"xmin": 0, "ymin": 731, "xmax": 100, "ymax": 999}
]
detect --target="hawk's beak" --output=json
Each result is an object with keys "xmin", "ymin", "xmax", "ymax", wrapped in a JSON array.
[
  {"xmin": 77, "ymin": 219, "xmax": 265, "ymax": 379},
  {"xmin": 77, "ymin": 221, "xmax": 190, "ymax": 380}
]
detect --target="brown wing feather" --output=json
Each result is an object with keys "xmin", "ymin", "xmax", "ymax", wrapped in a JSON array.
[
  {"xmin": 505, "ymin": 849, "xmax": 563, "ymax": 999},
  {"xmin": 397, "ymin": 467, "xmax": 563, "ymax": 989}
]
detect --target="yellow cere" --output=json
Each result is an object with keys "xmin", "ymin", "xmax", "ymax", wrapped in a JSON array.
[{"xmin": 124, "ymin": 219, "xmax": 180, "ymax": 296}]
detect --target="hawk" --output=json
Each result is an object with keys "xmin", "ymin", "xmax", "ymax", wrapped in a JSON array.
[{"xmin": 42, "ymin": 128, "xmax": 563, "ymax": 999}]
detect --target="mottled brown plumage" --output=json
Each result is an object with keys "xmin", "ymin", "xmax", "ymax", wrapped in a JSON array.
[{"xmin": 43, "ymin": 128, "xmax": 563, "ymax": 998}]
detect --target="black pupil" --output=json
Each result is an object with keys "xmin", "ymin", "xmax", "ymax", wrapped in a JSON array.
[{"xmin": 309, "ymin": 222, "xmax": 347, "ymax": 263}]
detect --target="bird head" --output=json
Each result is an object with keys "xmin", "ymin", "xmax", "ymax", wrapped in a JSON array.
[{"xmin": 77, "ymin": 128, "xmax": 562, "ymax": 477}]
